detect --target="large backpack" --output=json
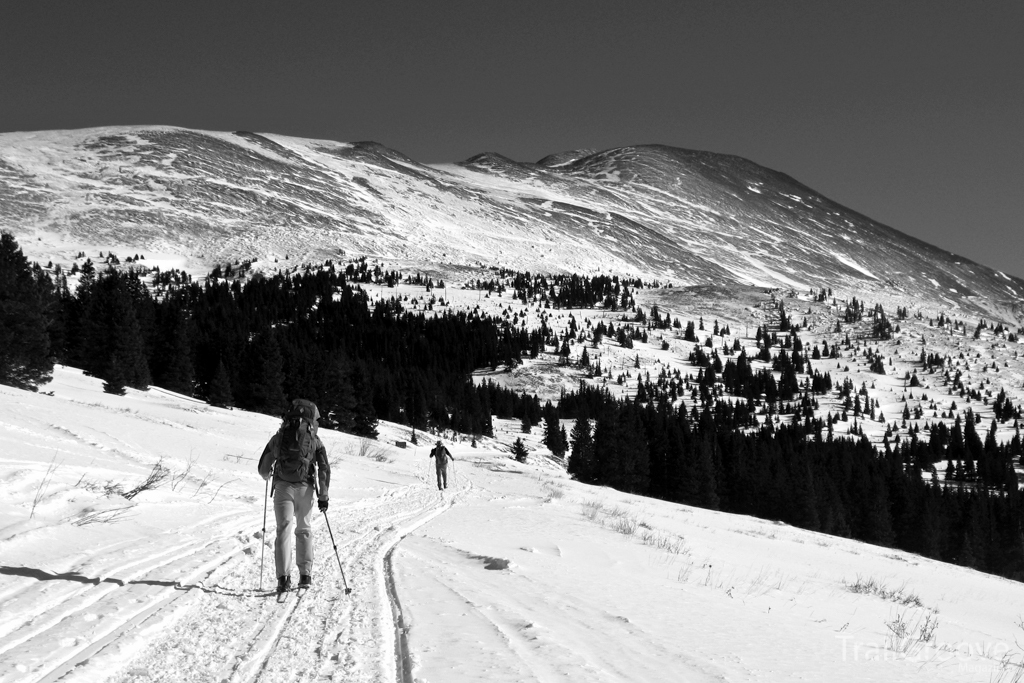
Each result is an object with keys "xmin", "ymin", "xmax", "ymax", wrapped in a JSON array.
[{"xmin": 275, "ymin": 400, "xmax": 319, "ymax": 484}]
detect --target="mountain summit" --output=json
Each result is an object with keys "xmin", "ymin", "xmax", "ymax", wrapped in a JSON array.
[{"xmin": 2, "ymin": 126, "xmax": 1021, "ymax": 317}]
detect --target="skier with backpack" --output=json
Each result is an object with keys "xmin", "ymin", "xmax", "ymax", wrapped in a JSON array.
[
  {"xmin": 258, "ymin": 398, "xmax": 331, "ymax": 593},
  {"xmin": 429, "ymin": 439, "xmax": 454, "ymax": 490}
]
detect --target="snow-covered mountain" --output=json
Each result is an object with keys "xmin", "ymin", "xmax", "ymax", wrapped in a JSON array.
[{"xmin": 3, "ymin": 125, "xmax": 1022, "ymax": 321}]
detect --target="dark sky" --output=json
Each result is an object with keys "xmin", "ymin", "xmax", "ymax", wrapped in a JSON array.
[{"xmin": 3, "ymin": 1, "xmax": 1022, "ymax": 277}]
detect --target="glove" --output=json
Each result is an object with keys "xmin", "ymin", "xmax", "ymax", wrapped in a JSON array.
[{"xmin": 318, "ymin": 499, "xmax": 329, "ymax": 512}]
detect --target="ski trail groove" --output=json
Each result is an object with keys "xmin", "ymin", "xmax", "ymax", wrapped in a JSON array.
[
  {"xmin": 90, "ymin": 481, "xmax": 455, "ymax": 683},
  {"xmin": 0, "ymin": 533, "xmax": 244, "ymax": 665},
  {"xmin": 0, "ymin": 509, "xmax": 254, "ymax": 683},
  {"xmin": 226, "ymin": 591, "xmax": 308, "ymax": 683},
  {"xmin": 3, "ymin": 474, "xmax": 463, "ymax": 683},
  {"xmin": 34, "ymin": 549, "xmax": 243, "ymax": 683},
  {"xmin": 271, "ymin": 487, "xmax": 451, "ymax": 683},
  {"xmin": 383, "ymin": 547, "xmax": 414, "ymax": 683},
  {"xmin": 381, "ymin": 475, "xmax": 471, "ymax": 683}
]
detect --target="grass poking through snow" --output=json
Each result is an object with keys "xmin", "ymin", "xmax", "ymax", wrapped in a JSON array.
[
  {"xmin": 846, "ymin": 575, "xmax": 925, "ymax": 608},
  {"xmin": 579, "ymin": 498, "xmax": 689, "ymax": 556}
]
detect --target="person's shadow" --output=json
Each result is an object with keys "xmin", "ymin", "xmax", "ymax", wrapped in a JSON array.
[{"xmin": 0, "ymin": 565, "xmax": 266, "ymax": 597}]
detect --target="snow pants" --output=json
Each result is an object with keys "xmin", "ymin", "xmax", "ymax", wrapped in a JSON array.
[
  {"xmin": 273, "ymin": 481, "xmax": 314, "ymax": 578},
  {"xmin": 435, "ymin": 463, "xmax": 448, "ymax": 490}
]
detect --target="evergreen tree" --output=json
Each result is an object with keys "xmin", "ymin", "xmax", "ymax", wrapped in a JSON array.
[
  {"xmin": 105, "ymin": 289, "xmax": 151, "ymax": 390},
  {"xmin": 695, "ymin": 437, "xmax": 720, "ymax": 510},
  {"xmin": 859, "ymin": 477, "xmax": 895, "ymax": 546},
  {"xmin": 207, "ymin": 358, "xmax": 234, "ymax": 408},
  {"xmin": 320, "ymin": 354, "xmax": 357, "ymax": 432},
  {"xmin": 568, "ymin": 415, "xmax": 596, "ymax": 482},
  {"xmin": 793, "ymin": 462, "xmax": 821, "ymax": 531},
  {"xmin": 542, "ymin": 403, "xmax": 566, "ymax": 457},
  {"xmin": 102, "ymin": 352, "xmax": 128, "ymax": 396},
  {"xmin": 915, "ymin": 488, "xmax": 943, "ymax": 559},
  {"xmin": 512, "ymin": 437, "xmax": 529, "ymax": 463},
  {"xmin": 241, "ymin": 329, "xmax": 287, "ymax": 415},
  {"xmin": 155, "ymin": 308, "xmax": 194, "ymax": 395},
  {"xmin": 349, "ymin": 363, "xmax": 379, "ymax": 438},
  {"xmin": 594, "ymin": 404, "xmax": 650, "ymax": 494},
  {"xmin": 0, "ymin": 233, "xmax": 54, "ymax": 390}
]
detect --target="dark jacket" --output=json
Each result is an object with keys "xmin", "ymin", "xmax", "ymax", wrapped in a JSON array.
[{"xmin": 430, "ymin": 444, "xmax": 454, "ymax": 468}]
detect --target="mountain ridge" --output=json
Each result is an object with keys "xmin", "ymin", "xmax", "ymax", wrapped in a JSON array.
[{"xmin": 1, "ymin": 125, "xmax": 1021, "ymax": 321}]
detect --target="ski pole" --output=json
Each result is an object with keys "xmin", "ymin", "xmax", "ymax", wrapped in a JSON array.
[
  {"xmin": 315, "ymin": 477, "xmax": 351, "ymax": 595},
  {"xmin": 259, "ymin": 474, "xmax": 269, "ymax": 591},
  {"xmin": 321, "ymin": 510, "xmax": 352, "ymax": 594}
]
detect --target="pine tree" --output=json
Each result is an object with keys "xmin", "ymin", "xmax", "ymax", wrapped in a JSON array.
[
  {"xmin": 512, "ymin": 437, "xmax": 529, "ymax": 463},
  {"xmin": 620, "ymin": 407, "xmax": 650, "ymax": 494},
  {"xmin": 106, "ymin": 290, "xmax": 151, "ymax": 390},
  {"xmin": 102, "ymin": 352, "xmax": 128, "ymax": 396},
  {"xmin": 542, "ymin": 404, "xmax": 566, "ymax": 457},
  {"xmin": 349, "ymin": 363, "xmax": 379, "ymax": 438},
  {"xmin": 568, "ymin": 415, "xmax": 595, "ymax": 482},
  {"xmin": 0, "ymin": 234, "xmax": 55, "ymax": 390},
  {"xmin": 793, "ymin": 463, "xmax": 821, "ymax": 531},
  {"xmin": 915, "ymin": 489, "xmax": 943, "ymax": 559},
  {"xmin": 207, "ymin": 358, "xmax": 234, "ymax": 408},
  {"xmin": 860, "ymin": 479, "xmax": 895, "ymax": 546},
  {"xmin": 321, "ymin": 354, "xmax": 357, "ymax": 432},
  {"xmin": 695, "ymin": 438, "xmax": 720, "ymax": 510},
  {"xmin": 241, "ymin": 329, "xmax": 287, "ymax": 415},
  {"xmin": 156, "ymin": 308, "xmax": 194, "ymax": 395},
  {"xmin": 593, "ymin": 405, "xmax": 650, "ymax": 495}
]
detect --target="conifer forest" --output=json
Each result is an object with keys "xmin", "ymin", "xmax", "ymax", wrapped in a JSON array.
[{"xmin": 4, "ymin": 232, "xmax": 1024, "ymax": 583}]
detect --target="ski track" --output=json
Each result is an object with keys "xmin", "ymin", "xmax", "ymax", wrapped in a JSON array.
[
  {"xmin": 29, "ymin": 471, "xmax": 467, "ymax": 683},
  {"xmin": 0, "ymin": 512, "xmax": 252, "ymax": 683},
  {"xmin": 1, "ymin": 378, "xmax": 465, "ymax": 683}
]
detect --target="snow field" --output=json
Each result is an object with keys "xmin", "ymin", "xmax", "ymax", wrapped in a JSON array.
[
  {"xmin": 396, "ymin": 467, "xmax": 1024, "ymax": 682},
  {"xmin": 0, "ymin": 368, "xmax": 462, "ymax": 682},
  {"xmin": 4, "ymin": 362, "xmax": 1024, "ymax": 681}
]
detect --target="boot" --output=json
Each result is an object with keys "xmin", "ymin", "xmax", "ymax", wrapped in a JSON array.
[
  {"xmin": 299, "ymin": 574, "xmax": 312, "ymax": 588},
  {"xmin": 277, "ymin": 575, "xmax": 292, "ymax": 594}
]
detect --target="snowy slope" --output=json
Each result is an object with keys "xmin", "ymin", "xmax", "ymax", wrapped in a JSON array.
[
  {"xmin": 3, "ymin": 369, "xmax": 1024, "ymax": 682},
  {"xmin": 2, "ymin": 126, "xmax": 1023, "ymax": 319}
]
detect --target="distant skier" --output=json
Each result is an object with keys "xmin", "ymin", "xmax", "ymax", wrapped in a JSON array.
[
  {"xmin": 430, "ymin": 439, "xmax": 454, "ymax": 490},
  {"xmin": 258, "ymin": 399, "xmax": 331, "ymax": 593}
]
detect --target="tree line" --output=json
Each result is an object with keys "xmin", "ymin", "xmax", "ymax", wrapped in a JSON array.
[
  {"xmin": 556, "ymin": 389, "xmax": 1024, "ymax": 579},
  {"xmin": 2, "ymin": 233, "xmax": 551, "ymax": 440}
]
